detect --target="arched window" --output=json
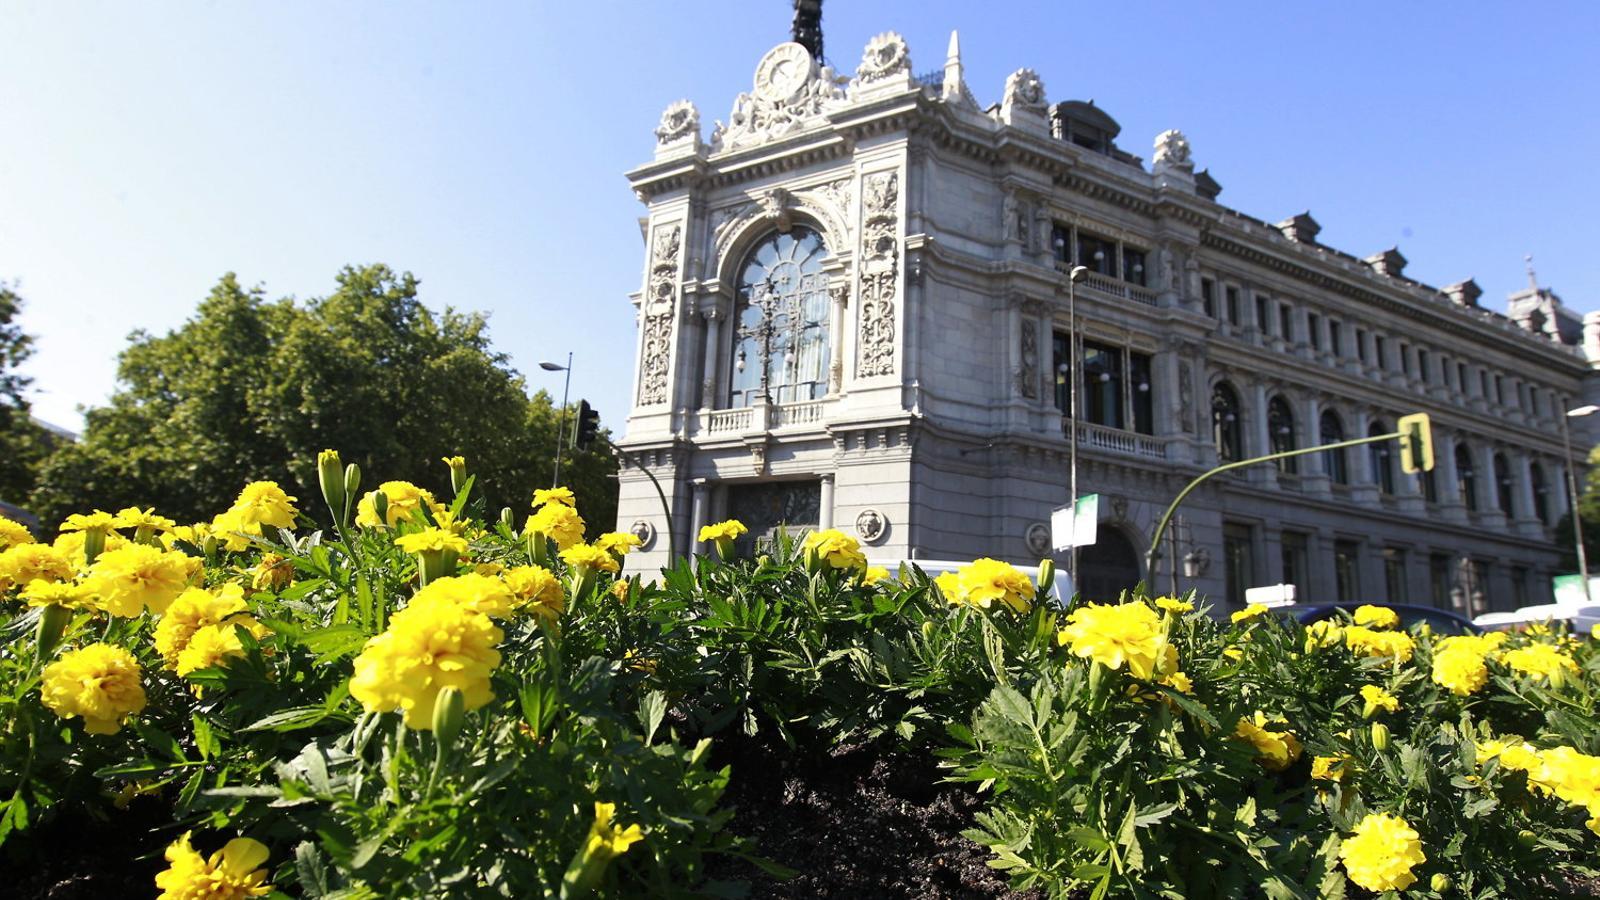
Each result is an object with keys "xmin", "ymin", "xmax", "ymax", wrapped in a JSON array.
[
  {"xmin": 728, "ymin": 227, "xmax": 832, "ymax": 408},
  {"xmin": 1456, "ymin": 443, "xmax": 1478, "ymax": 512},
  {"xmin": 1495, "ymin": 453, "xmax": 1514, "ymax": 514},
  {"xmin": 1369, "ymin": 420, "xmax": 1395, "ymax": 495},
  {"xmin": 1320, "ymin": 410, "xmax": 1348, "ymax": 484},
  {"xmin": 1531, "ymin": 462, "xmax": 1549, "ymax": 523},
  {"xmin": 1212, "ymin": 381, "xmax": 1242, "ymax": 462},
  {"xmin": 1268, "ymin": 396, "xmax": 1296, "ymax": 474}
]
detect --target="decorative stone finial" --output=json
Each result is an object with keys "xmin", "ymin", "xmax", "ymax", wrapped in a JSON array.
[
  {"xmin": 1365, "ymin": 247, "xmax": 1408, "ymax": 278},
  {"xmin": 654, "ymin": 100, "xmax": 700, "ymax": 148},
  {"xmin": 1152, "ymin": 129, "xmax": 1193, "ymax": 171},
  {"xmin": 853, "ymin": 31, "xmax": 911, "ymax": 86},
  {"xmin": 1000, "ymin": 68, "xmax": 1048, "ymax": 132},
  {"xmin": 1275, "ymin": 212, "xmax": 1321, "ymax": 244},
  {"xmin": 941, "ymin": 30, "xmax": 974, "ymax": 107},
  {"xmin": 1443, "ymin": 279, "xmax": 1482, "ymax": 307}
]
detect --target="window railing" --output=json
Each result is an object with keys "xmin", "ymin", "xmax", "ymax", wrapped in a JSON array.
[
  {"xmin": 1062, "ymin": 419, "xmax": 1169, "ymax": 460},
  {"xmin": 700, "ymin": 399, "xmax": 830, "ymax": 436},
  {"xmin": 705, "ymin": 407, "xmax": 754, "ymax": 435},
  {"xmin": 773, "ymin": 398, "xmax": 827, "ymax": 428}
]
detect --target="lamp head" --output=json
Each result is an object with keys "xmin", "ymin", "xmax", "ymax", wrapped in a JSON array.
[{"xmin": 538, "ymin": 361, "xmax": 568, "ymax": 372}]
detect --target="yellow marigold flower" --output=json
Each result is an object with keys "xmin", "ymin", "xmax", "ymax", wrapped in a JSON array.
[
  {"xmin": 1503, "ymin": 643, "xmax": 1580, "ymax": 682},
  {"xmin": 1353, "ymin": 604, "xmax": 1399, "ymax": 630},
  {"xmin": 560, "ymin": 542, "xmax": 621, "ymax": 575},
  {"xmin": 54, "ymin": 529, "xmax": 129, "ymax": 571},
  {"xmin": 0, "ymin": 542, "xmax": 74, "ymax": 590},
  {"xmin": 939, "ymin": 558, "xmax": 1035, "ymax": 613},
  {"xmin": 161, "ymin": 523, "xmax": 213, "ymax": 552},
  {"xmin": 623, "ymin": 648, "xmax": 657, "ymax": 675},
  {"xmin": 1436, "ymin": 633, "xmax": 1503, "ymax": 658},
  {"xmin": 697, "ymin": 519, "xmax": 748, "ymax": 543},
  {"xmin": 1232, "ymin": 712, "xmax": 1302, "ymax": 771},
  {"xmin": 532, "ymin": 486, "xmax": 577, "ymax": 509},
  {"xmin": 1360, "ymin": 684, "xmax": 1400, "ymax": 718},
  {"xmin": 1474, "ymin": 736, "xmax": 1526, "ymax": 765},
  {"xmin": 1432, "ymin": 646, "xmax": 1489, "ymax": 696},
  {"xmin": 395, "ymin": 527, "xmax": 470, "ymax": 555},
  {"xmin": 1342, "ymin": 625, "xmax": 1415, "ymax": 663},
  {"xmin": 801, "ymin": 529, "xmax": 867, "ymax": 573},
  {"xmin": 1231, "ymin": 604, "xmax": 1269, "ymax": 624},
  {"xmin": 1530, "ymin": 746, "xmax": 1600, "ymax": 810},
  {"xmin": 60, "ymin": 510, "xmax": 119, "ymax": 533},
  {"xmin": 526, "ymin": 502, "xmax": 587, "ymax": 550},
  {"xmin": 84, "ymin": 544, "xmax": 198, "ymax": 616},
  {"xmin": 40, "ymin": 643, "xmax": 145, "ymax": 734},
  {"xmin": 442, "ymin": 455, "xmax": 466, "ymax": 475},
  {"xmin": 20, "ymin": 578, "xmax": 93, "ymax": 609},
  {"xmin": 1304, "ymin": 620, "xmax": 1344, "ymax": 652},
  {"xmin": 586, "ymin": 801, "xmax": 645, "ymax": 859},
  {"xmin": 0, "ymin": 514, "xmax": 35, "ymax": 550},
  {"xmin": 595, "ymin": 531, "xmax": 643, "ymax": 556},
  {"xmin": 609, "ymin": 579, "xmax": 631, "ymax": 601},
  {"xmin": 473, "ymin": 561, "xmax": 506, "ymax": 577},
  {"xmin": 356, "ymin": 481, "xmax": 438, "ymax": 528},
  {"xmin": 113, "ymin": 506, "xmax": 176, "ymax": 533},
  {"xmin": 177, "ymin": 620, "xmax": 267, "ymax": 677},
  {"xmin": 155, "ymin": 831, "xmax": 271, "ymax": 900},
  {"xmin": 1222, "ymin": 645, "xmax": 1244, "ymax": 661},
  {"xmin": 1154, "ymin": 596, "xmax": 1193, "ymax": 614},
  {"xmin": 209, "ymin": 509, "xmax": 262, "ymax": 552},
  {"xmin": 249, "ymin": 553, "xmax": 295, "ymax": 592},
  {"xmin": 863, "ymin": 566, "xmax": 891, "ymax": 586},
  {"xmin": 413, "ymin": 573, "xmax": 517, "ymax": 619},
  {"xmin": 349, "ymin": 593, "xmax": 503, "ymax": 729},
  {"xmin": 1339, "ymin": 812, "xmax": 1425, "ymax": 892},
  {"xmin": 227, "ymin": 481, "xmax": 298, "ymax": 530},
  {"xmin": 504, "ymin": 565, "xmax": 564, "ymax": 620},
  {"xmin": 1161, "ymin": 670, "xmax": 1193, "ymax": 694},
  {"xmin": 1311, "ymin": 754, "xmax": 1353, "ymax": 782},
  {"xmin": 1056, "ymin": 601, "xmax": 1175, "ymax": 679},
  {"xmin": 155, "ymin": 583, "xmax": 250, "ymax": 667}
]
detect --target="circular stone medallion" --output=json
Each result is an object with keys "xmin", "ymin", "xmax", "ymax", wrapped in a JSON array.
[{"xmin": 754, "ymin": 42, "xmax": 814, "ymax": 103}]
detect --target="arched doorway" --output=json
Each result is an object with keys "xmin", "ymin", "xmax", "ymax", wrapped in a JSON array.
[{"xmin": 1074, "ymin": 526, "xmax": 1143, "ymax": 601}]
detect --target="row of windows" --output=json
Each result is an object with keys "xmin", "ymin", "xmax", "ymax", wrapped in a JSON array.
[
  {"xmin": 1051, "ymin": 334, "xmax": 1154, "ymax": 433},
  {"xmin": 1198, "ymin": 276, "xmax": 1562, "ymax": 419},
  {"xmin": 1050, "ymin": 224, "xmax": 1149, "ymax": 286},
  {"xmin": 1210, "ymin": 381, "xmax": 1554, "ymax": 523}
]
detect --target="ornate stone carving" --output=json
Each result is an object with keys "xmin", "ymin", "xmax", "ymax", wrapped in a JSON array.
[
  {"xmin": 1019, "ymin": 318, "xmax": 1039, "ymax": 399},
  {"xmin": 628, "ymin": 519, "xmax": 656, "ymax": 550},
  {"xmin": 1153, "ymin": 130, "xmax": 1193, "ymax": 171},
  {"xmin": 1024, "ymin": 522, "xmax": 1051, "ymax": 557},
  {"xmin": 759, "ymin": 187, "xmax": 795, "ymax": 232},
  {"xmin": 857, "ymin": 171, "xmax": 900, "ymax": 377},
  {"xmin": 749, "ymin": 441, "xmax": 767, "ymax": 475},
  {"xmin": 852, "ymin": 32, "xmax": 911, "ymax": 86},
  {"xmin": 1178, "ymin": 361, "xmax": 1195, "ymax": 433},
  {"xmin": 1003, "ymin": 68, "xmax": 1046, "ymax": 111},
  {"xmin": 654, "ymin": 100, "xmax": 699, "ymax": 146},
  {"xmin": 713, "ymin": 42, "xmax": 844, "ymax": 153},
  {"xmin": 1110, "ymin": 495, "xmax": 1129, "ymax": 521},
  {"xmin": 855, "ymin": 508, "xmax": 887, "ymax": 544},
  {"xmin": 637, "ymin": 224, "xmax": 682, "ymax": 406},
  {"xmin": 828, "ymin": 281, "xmax": 849, "ymax": 393}
]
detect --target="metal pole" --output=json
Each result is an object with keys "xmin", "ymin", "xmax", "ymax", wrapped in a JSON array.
[
  {"xmin": 603, "ymin": 439, "xmax": 676, "ymax": 565},
  {"xmin": 1067, "ymin": 266, "xmax": 1086, "ymax": 586},
  {"xmin": 551, "ymin": 351, "xmax": 572, "ymax": 488},
  {"xmin": 1168, "ymin": 517, "xmax": 1180, "ymax": 597},
  {"xmin": 1561, "ymin": 410, "xmax": 1592, "ymax": 602}
]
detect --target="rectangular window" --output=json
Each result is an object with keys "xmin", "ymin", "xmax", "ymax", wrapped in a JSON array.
[
  {"xmin": 1050, "ymin": 224, "xmax": 1072, "ymax": 262},
  {"xmin": 1281, "ymin": 532, "xmax": 1308, "ymax": 601},
  {"xmin": 1329, "ymin": 319, "xmax": 1342, "ymax": 356},
  {"xmin": 1082, "ymin": 340, "xmax": 1124, "ymax": 429},
  {"xmin": 1479, "ymin": 369, "xmax": 1489, "ymax": 398},
  {"xmin": 1308, "ymin": 313, "xmax": 1322, "ymax": 350},
  {"xmin": 1224, "ymin": 523, "xmax": 1254, "ymax": 608},
  {"xmin": 1430, "ymin": 553, "xmax": 1452, "ymax": 609},
  {"xmin": 1512, "ymin": 566, "xmax": 1530, "ymax": 609},
  {"xmin": 1201, "ymin": 278, "xmax": 1216, "ymax": 318},
  {"xmin": 1077, "ymin": 232, "xmax": 1115, "ymax": 275},
  {"xmin": 1255, "ymin": 295, "xmax": 1270, "ymax": 333},
  {"xmin": 1375, "ymin": 335, "xmax": 1388, "ymax": 370},
  {"xmin": 725, "ymin": 480, "xmax": 822, "ymax": 552},
  {"xmin": 1418, "ymin": 349, "xmax": 1430, "ymax": 382},
  {"xmin": 1422, "ymin": 467, "xmax": 1438, "ymax": 504},
  {"xmin": 1459, "ymin": 362, "xmax": 1469, "ymax": 392},
  {"xmin": 1225, "ymin": 286, "xmax": 1241, "ymax": 325},
  {"xmin": 1278, "ymin": 304, "xmax": 1293, "ymax": 344},
  {"xmin": 1122, "ymin": 247, "xmax": 1147, "ymax": 286},
  {"xmin": 1357, "ymin": 329, "xmax": 1369, "ymax": 362},
  {"xmin": 1052, "ymin": 331, "xmax": 1071, "ymax": 414},
  {"xmin": 1494, "ymin": 374, "xmax": 1504, "ymax": 405},
  {"xmin": 1400, "ymin": 343, "xmax": 1411, "ymax": 375},
  {"xmin": 1533, "ymin": 388, "xmax": 1544, "ymax": 417},
  {"xmin": 1383, "ymin": 548, "xmax": 1408, "ymax": 604},
  {"xmin": 1334, "ymin": 540, "xmax": 1361, "ymax": 603},
  {"xmin": 1129, "ymin": 352, "xmax": 1153, "ymax": 435}
]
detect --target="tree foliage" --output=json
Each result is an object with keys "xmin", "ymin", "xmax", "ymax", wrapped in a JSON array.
[
  {"xmin": 29, "ymin": 266, "xmax": 617, "ymax": 530},
  {"xmin": 0, "ymin": 283, "xmax": 58, "ymax": 505}
]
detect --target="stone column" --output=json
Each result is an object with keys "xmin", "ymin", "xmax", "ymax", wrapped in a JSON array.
[
  {"xmin": 827, "ymin": 279, "xmax": 848, "ymax": 395},
  {"xmin": 1250, "ymin": 381, "xmax": 1276, "ymax": 488},
  {"xmin": 689, "ymin": 480, "xmax": 710, "ymax": 551},
  {"xmin": 1479, "ymin": 444, "xmax": 1506, "ymax": 528},
  {"xmin": 819, "ymin": 475, "xmax": 835, "ymax": 530},
  {"xmin": 1512, "ymin": 452, "xmax": 1543, "ymax": 537},
  {"xmin": 1435, "ymin": 431, "xmax": 1468, "ymax": 524},
  {"xmin": 1349, "ymin": 409, "xmax": 1379, "ymax": 506},
  {"xmin": 700, "ymin": 304, "xmax": 725, "ymax": 410},
  {"xmin": 1301, "ymin": 395, "xmax": 1331, "ymax": 497}
]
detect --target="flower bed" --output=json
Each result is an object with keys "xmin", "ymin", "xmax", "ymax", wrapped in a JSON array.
[{"xmin": 0, "ymin": 453, "xmax": 1597, "ymax": 898}]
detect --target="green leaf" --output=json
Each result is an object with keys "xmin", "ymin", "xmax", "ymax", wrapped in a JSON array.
[
  {"xmin": 1134, "ymin": 801, "xmax": 1178, "ymax": 827},
  {"xmin": 295, "ymin": 841, "xmax": 331, "ymax": 898},
  {"xmin": 242, "ymin": 707, "xmax": 338, "ymax": 733},
  {"xmin": 1068, "ymin": 826, "xmax": 1111, "ymax": 852},
  {"xmin": 638, "ymin": 691, "xmax": 666, "ymax": 745}
]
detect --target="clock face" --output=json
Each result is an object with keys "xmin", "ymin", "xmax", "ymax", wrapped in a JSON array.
[{"xmin": 754, "ymin": 42, "xmax": 813, "ymax": 102}]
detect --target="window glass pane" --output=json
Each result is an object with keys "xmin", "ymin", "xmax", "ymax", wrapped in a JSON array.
[
  {"xmin": 1224, "ymin": 523, "xmax": 1254, "ymax": 607},
  {"xmin": 1122, "ymin": 247, "xmax": 1147, "ymax": 285},
  {"xmin": 1268, "ymin": 397, "xmax": 1296, "ymax": 473},
  {"xmin": 729, "ymin": 227, "xmax": 831, "ymax": 408},
  {"xmin": 1129, "ymin": 352, "xmax": 1153, "ymax": 434},
  {"xmin": 1212, "ymin": 382, "xmax": 1242, "ymax": 462},
  {"xmin": 1077, "ymin": 233, "xmax": 1114, "ymax": 275},
  {"xmin": 1384, "ymin": 548, "xmax": 1408, "ymax": 604},
  {"xmin": 1082, "ymin": 341, "xmax": 1124, "ymax": 428}
]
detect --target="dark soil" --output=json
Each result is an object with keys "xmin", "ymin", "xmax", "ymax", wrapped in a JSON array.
[
  {"xmin": 705, "ymin": 733, "xmax": 1043, "ymax": 899},
  {"xmin": 6, "ymin": 794, "xmax": 172, "ymax": 898}
]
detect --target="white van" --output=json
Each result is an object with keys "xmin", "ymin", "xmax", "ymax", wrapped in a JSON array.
[{"xmin": 870, "ymin": 558, "xmax": 1076, "ymax": 607}]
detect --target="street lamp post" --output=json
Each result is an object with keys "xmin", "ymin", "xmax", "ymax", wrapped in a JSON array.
[
  {"xmin": 1561, "ymin": 404, "xmax": 1597, "ymax": 602},
  {"xmin": 540, "ymin": 354, "xmax": 573, "ymax": 488},
  {"xmin": 1063, "ymin": 261, "xmax": 1089, "ymax": 586}
]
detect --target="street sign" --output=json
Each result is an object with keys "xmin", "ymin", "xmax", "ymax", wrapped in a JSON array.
[
  {"xmin": 1051, "ymin": 493, "xmax": 1099, "ymax": 551},
  {"xmin": 1244, "ymin": 583, "xmax": 1297, "ymax": 607}
]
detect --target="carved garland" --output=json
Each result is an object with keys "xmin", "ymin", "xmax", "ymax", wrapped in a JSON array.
[
  {"xmin": 857, "ymin": 171, "xmax": 900, "ymax": 377},
  {"xmin": 636, "ymin": 224, "xmax": 682, "ymax": 406}
]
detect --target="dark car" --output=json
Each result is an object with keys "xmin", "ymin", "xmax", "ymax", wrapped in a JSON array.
[{"xmin": 1290, "ymin": 603, "xmax": 1481, "ymax": 635}]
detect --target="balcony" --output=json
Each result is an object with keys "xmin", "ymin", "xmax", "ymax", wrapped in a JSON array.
[
  {"xmin": 1062, "ymin": 419, "xmax": 1170, "ymax": 461},
  {"xmin": 1055, "ymin": 264, "xmax": 1159, "ymax": 308},
  {"xmin": 698, "ymin": 398, "xmax": 831, "ymax": 436}
]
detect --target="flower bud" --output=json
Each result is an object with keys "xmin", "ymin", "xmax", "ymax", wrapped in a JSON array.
[
  {"xmin": 432, "ymin": 686, "xmax": 466, "ymax": 746},
  {"xmin": 35, "ymin": 603, "xmax": 71, "ymax": 660},
  {"xmin": 527, "ymin": 530, "xmax": 549, "ymax": 566},
  {"xmin": 1517, "ymin": 829, "xmax": 1538, "ymax": 848},
  {"xmin": 1548, "ymin": 665, "xmax": 1568, "ymax": 691},
  {"xmin": 342, "ymin": 463, "xmax": 362, "ymax": 525},
  {"xmin": 318, "ymin": 450, "xmax": 346, "ymax": 523},
  {"xmin": 371, "ymin": 491, "xmax": 389, "ymax": 529},
  {"xmin": 1370, "ymin": 722, "xmax": 1390, "ymax": 751},
  {"xmin": 714, "ymin": 537, "xmax": 735, "ymax": 561},
  {"xmin": 1037, "ymin": 558, "xmax": 1056, "ymax": 599},
  {"xmin": 442, "ymin": 456, "xmax": 468, "ymax": 497},
  {"xmin": 416, "ymin": 549, "xmax": 459, "ymax": 587},
  {"xmin": 81, "ymin": 528, "xmax": 107, "ymax": 566},
  {"xmin": 1088, "ymin": 660, "xmax": 1106, "ymax": 699},
  {"xmin": 1431, "ymin": 873, "xmax": 1452, "ymax": 893},
  {"xmin": 499, "ymin": 507, "xmax": 515, "ymax": 532}
]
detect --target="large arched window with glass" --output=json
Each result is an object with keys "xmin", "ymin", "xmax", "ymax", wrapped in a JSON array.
[
  {"xmin": 1457, "ymin": 443, "xmax": 1478, "ymax": 511},
  {"xmin": 1212, "ymin": 381, "xmax": 1242, "ymax": 462},
  {"xmin": 728, "ymin": 227, "xmax": 832, "ymax": 408},
  {"xmin": 1369, "ymin": 419, "xmax": 1395, "ymax": 495},
  {"xmin": 1494, "ymin": 453, "xmax": 1514, "ymax": 514},
  {"xmin": 1319, "ymin": 410, "xmax": 1348, "ymax": 484},
  {"xmin": 1268, "ymin": 396, "xmax": 1297, "ymax": 473},
  {"xmin": 1531, "ymin": 462, "xmax": 1549, "ymax": 523}
]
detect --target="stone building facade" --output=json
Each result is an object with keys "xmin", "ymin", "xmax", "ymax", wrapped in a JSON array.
[{"xmin": 614, "ymin": 32, "xmax": 1600, "ymax": 614}]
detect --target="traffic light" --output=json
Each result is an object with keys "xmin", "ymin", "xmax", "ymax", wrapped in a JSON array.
[
  {"xmin": 1398, "ymin": 412, "xmax": 1434, "ymax": 473},
  {"xmin": 573, "ymin": 400, "xmax": 601, "ymax": 450}
]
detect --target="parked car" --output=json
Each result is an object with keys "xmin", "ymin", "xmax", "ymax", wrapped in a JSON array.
[
  {"xmin": 1474, "ymin": 603, "xmax": 1600, "ymax": 634},
  {"xmin": 1289, "ymin": 602, "xmax": 1481, "ymax": 635},
  {"xmin": 870, "ymin": 559, "xmax": 1075, "ymax": 607}
]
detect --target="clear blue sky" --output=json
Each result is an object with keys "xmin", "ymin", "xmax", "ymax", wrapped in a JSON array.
[{"xmin": 4, "ymin": 1, "xmax": 1597, "ymax": 433}]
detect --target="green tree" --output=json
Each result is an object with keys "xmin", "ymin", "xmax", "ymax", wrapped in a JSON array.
[
  {"xmin": 30, "ymin": 266, "xmax": 617, "ymax": 531},
  {"xmin": 0, "ymin": 283, "xmax": 58, "ymax": 506},
  {"xmin": 1554, "ymin": 443, "xmax": 1600, "ymax": 573}
]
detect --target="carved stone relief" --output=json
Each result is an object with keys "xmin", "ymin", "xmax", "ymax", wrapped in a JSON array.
[
  {"xmin": 1019, "ymin": 318, "xmax": 1039, "ymax": 399},
  {"xmin": 855, "ymin": 508, "xmax": 887, "ymax": 544},
  {"xmin": 628, "ymin": 519, "xmax": 656, "ymax": 550},
  {"xmin": 713, "ymin": 42, "xmax": 845, "ymax": 153},
  {"xmin": 654, "ymin": 100, "xmax": 699, "ymax": 146},
  {"xmin": 857, "ymin": 171, "xmax": 900, "ymax": 377},
  {"xmin": 637, "ymin": 224, "xmax": 681, "ymax": 406},
  {"xmin": 851, "ymin": 32, "xmax": 911, "ymax": 87},
  {"xmin": 1178, "ymin": 361, "xmax": 1195, "ymax": 433},
  {"xmin": 1152, "ymin": 129, "xmax": 1194, "ymax": 171},
  {"xmin": 1024, "ymin": 523, "xmax": 1051, "ymax": 557}
]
